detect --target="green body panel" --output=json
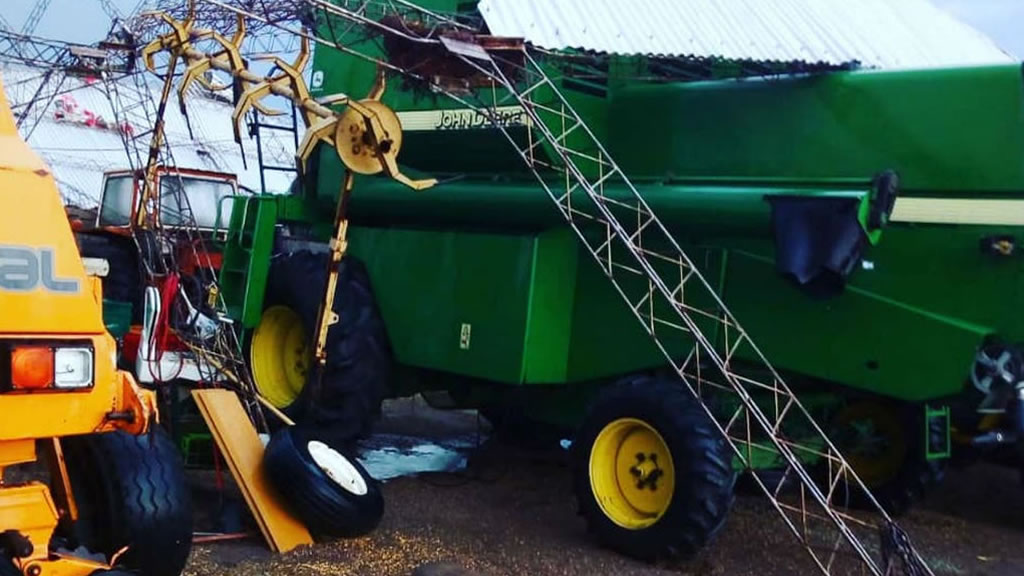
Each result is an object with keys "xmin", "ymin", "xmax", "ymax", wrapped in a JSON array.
[
  {"xmin": 719, "ymin": 236, "xmax": 992, "ymax": 402},
  {"xmin": 519, "ymin": 229, "xmax": 577, "ymax": 382},
  {"xmin": 346, "ymin": 226, "xmax": 674, "ymax": 385},
  {"xmin": 347, "ymin": 227, "xmax": 533, "ymax": 383},
  {"xmin": 337, "ymin": 164, "xmax": 879, "ymax": 238},
  {"xmin": 101, "ymin": 298, "xmax": 132, "ymax": 340},
  {"xmin": 341, "ymin": 217, "xmax": 1006, "ymax": 403},
  {"xmin": 607, "ymin": 65, "xmax": 1024, "ymax": 192}
]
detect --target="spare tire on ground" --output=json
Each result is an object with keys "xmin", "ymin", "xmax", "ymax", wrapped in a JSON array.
[{"xmin": 263, "ymin": 425, "xmax": 384, "ymax": 540}]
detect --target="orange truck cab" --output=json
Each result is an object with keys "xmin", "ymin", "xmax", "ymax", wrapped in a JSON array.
[{"xmin": 0, "ymin": 72, "xmax": 193, "ymax": 576}]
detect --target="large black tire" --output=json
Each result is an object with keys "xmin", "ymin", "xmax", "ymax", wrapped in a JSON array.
[
  {"xmin": 61, "ymin": 426, "xmax": 193, "ymax": 576},
  {"xmin": 253, "ymin": 250, "xmax": 393, "ymax": 446},
  {"xmin": 571, "ymin": 375, "xmax": 736, "ymax": 562},
  {"xmin": 74, "ymin": 231, "xmax": 143, "ymax": 321},
  {"xmin": 823, "ymin": 400, "xmax": 946, "ymax": 516},
  {"xmin": 263, "ymin": 425, "xmax": 384, "ymax": 539}
]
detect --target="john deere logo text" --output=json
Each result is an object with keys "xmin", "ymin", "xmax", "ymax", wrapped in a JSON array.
[
  {"xmin": 396, "ymin": 106, "xmax": 529, "ymax": 132},
  {"xmin": 0, "ymin": 246, "xmax": 79, "ymax": 293},
  {"xmin": 434, "ymin": 108, "xmax": 525, "ymax": 130}
]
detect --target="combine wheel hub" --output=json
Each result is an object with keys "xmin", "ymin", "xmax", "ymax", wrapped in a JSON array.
[
  {"xmin": 250, "ymin": 305, "xmax": 311, "ymax": 409},
  {"xmin": 591, "ymin": 417, "xmax": 675, "ymax": 527}
]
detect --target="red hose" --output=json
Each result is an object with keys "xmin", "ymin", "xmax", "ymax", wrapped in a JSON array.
[{"xmin": 147, "ymin": 273, "xmax": 184, "ymax": 383}]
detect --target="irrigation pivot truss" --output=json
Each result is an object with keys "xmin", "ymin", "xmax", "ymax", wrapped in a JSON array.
[{"xmin": 130, "ymin": 0, "xmax": 935, "ymax": 574}]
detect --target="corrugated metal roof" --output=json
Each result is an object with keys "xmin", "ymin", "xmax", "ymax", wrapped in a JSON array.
[
  {"xmin": 477, "ymin": 0, "xmax": 1015, "ymax": 69},
  {"xmin": 0, "ymin": 63, "xmax": 297, "ymax": 209}
]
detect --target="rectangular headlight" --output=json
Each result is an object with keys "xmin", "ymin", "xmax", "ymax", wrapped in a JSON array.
[{"xmin": 53, "ymin": 347, "xmax": 94, "ymax": 389}]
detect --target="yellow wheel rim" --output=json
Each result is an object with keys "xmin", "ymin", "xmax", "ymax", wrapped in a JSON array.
[
  {"xmin": 589, "ymin": 417, "xmax": 675, "ymax": 530},
  {"xmin": 250, "ymin": 305, "xmax": 311, "ymax": 408}
]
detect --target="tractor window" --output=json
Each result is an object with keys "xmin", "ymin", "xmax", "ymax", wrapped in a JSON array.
[
  {"xmin": 98, "ymin": 175, "xmax": 134, "ymax": 227},
  {"xmin": 158, "ymin": 175, "xmax": 237, "ymax": 230}
]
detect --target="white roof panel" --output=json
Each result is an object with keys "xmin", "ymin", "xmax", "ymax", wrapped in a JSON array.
[{"xmin": 477, "ymin": 0, "xmax": 1015, "ymax": 69}]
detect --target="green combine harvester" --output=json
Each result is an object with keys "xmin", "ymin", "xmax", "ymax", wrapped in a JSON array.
[{"xmin": 87, "ymin": 0, "xmax": 1024, "ymax": 568}]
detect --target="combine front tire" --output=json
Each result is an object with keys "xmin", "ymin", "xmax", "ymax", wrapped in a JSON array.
[
  {"xmin": 571, "ymin": 375, "xmax": 736, "ymax": 562},
  {"xmin": 61, "ymin": 426, "xmax": 193, "ymax": 576},
  {"xmin": 248, "ymin": 250, "xmax": 393, "ymax": 446}
]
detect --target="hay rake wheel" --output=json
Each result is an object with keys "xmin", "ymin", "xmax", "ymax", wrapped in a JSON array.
[
  {"xmin": 96, "ymin": 3, "xmax": 277, "ymax": 430},
  {"xmin": 138, "ymin": 0, "xmax": 437, "ymax": 421},
  {"xmin": 156, "ymin": 1, "xmax": 934, "ymax": 574}
]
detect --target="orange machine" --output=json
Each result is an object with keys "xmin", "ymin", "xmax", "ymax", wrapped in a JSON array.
[{"xmin": 0, "ymin": 72, "xmax": 192, "ymax": 576}]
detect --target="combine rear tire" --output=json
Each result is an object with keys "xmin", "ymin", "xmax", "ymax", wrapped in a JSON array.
[
  {"xmin": 264, "ymin": 425, "xmax": 384, "ymax": 539},
  {"xmin": 571, "ymin": 375, "xmax": 736, "ymax": 562},
  {"xmin": 61, "ymin": 426, "xmax": 193, "ymax": 576},
  {"xmin": 248, "ymin": 250, "xmax": 392, "ymax": 446},
  {"xmin": 824, "ymin": 400, "xmax": 946, "ymax": 516}
]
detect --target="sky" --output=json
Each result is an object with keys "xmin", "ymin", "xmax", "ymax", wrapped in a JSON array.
[
  {"xmin": 932, "ymin": 0, "xmax": 1024, "ymax": 58},
  {"xmin": 2, "ymin": 0, "xmax": 1023, "ymax": 60}
]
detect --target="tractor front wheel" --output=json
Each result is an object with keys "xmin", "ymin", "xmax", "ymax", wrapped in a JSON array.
[
  {"xmin": 61, "ymin": 426, "xmax": 193, "ymax": 576},
  {"xmin": 249, "ymin": 250, "xmax": 392, "ymax": 446},
  {"xmin": 571, "ymin": 374, "xmax": 736, "ymax": 562}
]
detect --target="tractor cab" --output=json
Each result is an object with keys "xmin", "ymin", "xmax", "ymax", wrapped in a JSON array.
[
  {"xmin": 74, "ymin": 166, "xmax": 251, "ymax": 385},
  {"xmin": 95, "ymin": 165, "xmax": 246, "ymax": 238}
]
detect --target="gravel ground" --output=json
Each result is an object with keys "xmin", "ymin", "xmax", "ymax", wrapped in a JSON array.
[{"xmin": 182, "ymin": 398, "xmax": 1024, "ymax": 576}]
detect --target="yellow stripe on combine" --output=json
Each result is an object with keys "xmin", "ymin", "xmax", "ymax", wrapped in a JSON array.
[{"xmin": 890, "ymin": 197, "xmax": 1024, "ymax": 226}]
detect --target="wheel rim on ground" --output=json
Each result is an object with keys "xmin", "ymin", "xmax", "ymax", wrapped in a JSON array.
[
  {"xmin": 307, "ymin": 440, "xmax": 369, "ymax": 496},
  {"xmin": 250, "ymin": 305, "xmax": 311, "ymax": 408},
  {"xmin": 589, "ymin": 417, "xmax": 675, "ymax": 530},
  {"xmin": 831, "ymin": 401, "xmax": 907, "ymax": 488}
]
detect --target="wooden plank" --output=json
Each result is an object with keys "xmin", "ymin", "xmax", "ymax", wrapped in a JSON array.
[{"xmin": 191, "ymin": 388, "xmax": 312, "ymax": 553}]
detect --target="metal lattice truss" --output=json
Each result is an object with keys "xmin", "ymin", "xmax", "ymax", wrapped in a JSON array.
[
  {"xmin": 0, "ymin": 0, "xmax": 314, "ymax": 141},
  {"xmin": 125, "ymin": 0, "xmax": 312, "ymax": 57},
  {"xmin": 179, "ymin": 1, "xmax": 933, "ymax": 575},
  {"xmin": 135, "ymin": 0, "xmax": 435, "ymax": 191},
  {"xmin": 443, "ymin": 51, "xmax": 930, "ymax": 576},
  {"xmin": 0, "ymin": 30, "xmax": 124, "ymax": 138}
]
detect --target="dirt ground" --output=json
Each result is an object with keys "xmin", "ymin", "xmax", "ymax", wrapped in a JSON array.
[{"xmin": 182, "ymin": 398, "xmax": 1024, "ymax": 576}]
